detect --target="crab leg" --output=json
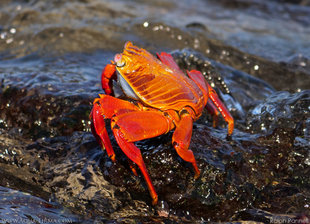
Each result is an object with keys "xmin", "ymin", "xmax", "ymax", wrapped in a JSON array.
[
  {"xmin": 157, "ymin": 52, "xmax": 185, "ymax": 75},
  {"xmin": 172, "ymin": 111, "xmax": 200, "ymax": 179},
  {"xmin": 91, "ymin": 94, "xmax": 138, "ymax": 161},
  {"xmin": 187, "ymin": 69, "xmax": 234, "ymax": 136},
  {"xmin": 93, "ymin": 94, "xmax": 138, "ymax": 117},
  {"xmin": 113, "ymin": 129, "xmax": 158, "ymax": 205},
  {"xmin": 111, "ymin": 111, "xmax": 175, "ymax": 205},
  {"xmin": 111, "ymin": 111, "xmax": 174, "ymax": 142},
  {"xmin": 186, "ymin": 70, "xmax": 219, "ymax": 126},
  {"xmin": 206, "ymin": 82, "xmax": 234, "ymax": 136},
  {"xmin": 187, "ymin": 70, "xmax": 208, "ymax": 105},
  {"xmin": 91, "ymin": 103, "xmax": 116, "ymax": 161},
  {"xmin": 206, "ymin": 99, "xmax": 220, "ymax": 128}
]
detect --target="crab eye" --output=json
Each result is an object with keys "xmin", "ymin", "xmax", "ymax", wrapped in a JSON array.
[
  {"xmin": 114, "ymin": 54, "xmax": 126, "ymax": 67},
  {"xmin": 116, "ymin": 60, "xmax": 125, "ymax": 67}
]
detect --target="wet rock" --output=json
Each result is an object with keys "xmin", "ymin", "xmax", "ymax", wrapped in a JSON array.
[
  {"xmin": 246, "ymin": 90, "xmax": 310, "ymax": 135},
  {"xmin": 234, "ymin": 208, "xmax": 310, "ymax": 224},
  {"xmin": 0, "ymin": 85, "xmax": 92, "ymax": 139},
  {"xmin": 0, "ymin": 186, "xmax": 80, "ymax": 223}
]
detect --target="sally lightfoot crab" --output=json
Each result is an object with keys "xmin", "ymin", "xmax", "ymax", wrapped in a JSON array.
[{"xmin": 90, "ymin": 42, "xmax": 234, "ymax": 205}]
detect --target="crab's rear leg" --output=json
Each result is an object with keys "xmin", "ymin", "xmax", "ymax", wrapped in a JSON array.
[
  {"xmin": 111, "ymin": 110, "xmax": 175, "ymax": 205},
  {"xmin": 206, "ymin": 82, "xmax": 234, "ymax": 136},
  {"xmin": 157, "ymin": 52, "xmax": 185, "ymax": 75},
  {"xmin": 187, "ymin": 70, "xmax": 234, "ymax": 136},
  {"xmin": 206, "ymin": 99, "xmax": 220, "ymax": 128}
]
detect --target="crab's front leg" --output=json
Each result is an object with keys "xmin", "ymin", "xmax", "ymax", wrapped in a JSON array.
[
  {"xmin": 101, "ymin": 63, "xmax": 117, "ymax": 95},
  {"xmin": 90, "ymin": 94, "xmax": 138, "ymax": 161},
  {"xmin": 91, "ymin": 103, "xmax": 116, "ymax": 161},
  {"xmin": 111, "ymin": 110, "xmax": 175, "ymax": 205},
  {"xmin": 91, "ymin": 95, "xmax": 176, "ymax": 204}
]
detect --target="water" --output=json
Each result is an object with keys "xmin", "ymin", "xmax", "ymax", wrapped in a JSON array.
[
  {"xmin": 0, "ymin": 187, "xmax": 80, "ymax": 224},
  {"xmin": 0, "ymin": 0, "xmax": 310, "ymax": 222}
]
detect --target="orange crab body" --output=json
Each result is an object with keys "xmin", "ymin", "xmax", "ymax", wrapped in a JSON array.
[{"xmin": 90, "ymin": 42, "xmax": 234, "ymax": 205}]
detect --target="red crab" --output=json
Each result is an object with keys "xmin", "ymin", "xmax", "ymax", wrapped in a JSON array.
[{"xmin": 90, "ymin": 42, "xmax": 234, "ymax": 205}]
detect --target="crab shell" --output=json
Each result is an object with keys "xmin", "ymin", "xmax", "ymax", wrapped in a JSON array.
[{"xmin": 113, "ymin": 41, "xmax": 207, "ymax": 119}]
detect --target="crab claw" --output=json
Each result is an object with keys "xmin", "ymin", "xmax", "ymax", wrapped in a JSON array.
[{"xmin": 101, "ymin": 63, "xmax": 117, "ymax": 95}]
